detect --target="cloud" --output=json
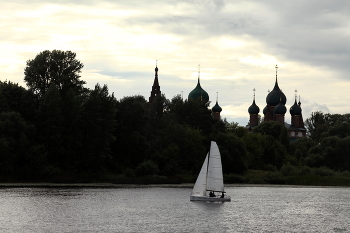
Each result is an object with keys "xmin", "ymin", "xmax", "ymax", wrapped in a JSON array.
[{"xmin": 1, "ymin": 0, "xmax": 350, "ymax": 126}]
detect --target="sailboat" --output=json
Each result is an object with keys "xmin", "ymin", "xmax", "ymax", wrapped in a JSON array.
[{"xmin": 190, "ymin": 141, "xmax": 231, "ymax": 202}]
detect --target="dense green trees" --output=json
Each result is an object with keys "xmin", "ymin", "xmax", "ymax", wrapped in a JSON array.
[
  {"xmin": 0, "ymin": 51, "xmax": 117, "ymax": 181},
  {"xmin": 1, "ymin": 50, "xmax": 349, "ymax": 182},
  {"xmin": 305, "ymin": 111, "xmax": 350, "ymax": 141},
  {"xmin": 24, "ymin": 50, "xmax": 85, "ymax": 98},
  {"xmin": 302, "ymin": 112, "xmax": 350, "ymax": 171},
  {"xmin": 79, "ymin": 84, "xmax": 117, "ymax": 174}
]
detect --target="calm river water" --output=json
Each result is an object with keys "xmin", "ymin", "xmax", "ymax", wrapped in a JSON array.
[{"xmin": 0, "ymin": 185, "xmax": 349, "ymax": 232}]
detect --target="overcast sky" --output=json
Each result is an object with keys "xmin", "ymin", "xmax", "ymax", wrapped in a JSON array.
[{"xmin": 1, "ymin": 0, "xmax": 349, "ymax": 125}]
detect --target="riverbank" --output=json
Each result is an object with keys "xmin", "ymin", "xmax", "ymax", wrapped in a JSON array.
[
  {"xmin": 0, "ymin": 183, "xmax": 193, "ymax": 188},
  {"xmin": 1, "ymin": 169, "xmax": 350, "ymax": 187},
  {"xmin": 1, "ymin": 176, "xmax": 350, "ymax": 188},
  {"xmin": 224, "ymin": 169, "xmax": 350, "ymax": 186},
  {"xmin": 1, "ymin": 183, "xmax": 349, "ymax": 189}
]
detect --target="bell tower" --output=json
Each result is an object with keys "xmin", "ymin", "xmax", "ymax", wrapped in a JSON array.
[{"xmin": 149, "ymin": 61, "xmax": 161, "ymax": 103}]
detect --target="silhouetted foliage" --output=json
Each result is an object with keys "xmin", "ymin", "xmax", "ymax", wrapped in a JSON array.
[
  {"xmin": 24, "ymin": 50, "xmax": 86, "ymax": 98},
  {"xmin": 2, "ymin": 51, "xmax": 350, "ymax": 182},
  {"xmin": 254, "ymin": 121, "xmax": 290, "ymax": 150},
  {"xmin": 302, "ymin": 112, "xmax": 350, "ymax": 171}
]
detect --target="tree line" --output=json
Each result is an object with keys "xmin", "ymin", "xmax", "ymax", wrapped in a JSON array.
[{"xmin": 0, "ymin": 50, "xmax": 349, "ymax": 182}]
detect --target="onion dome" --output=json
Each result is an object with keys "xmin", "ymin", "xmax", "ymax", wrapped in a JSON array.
[
  {"xmin": 263, "ymin": 105, "xmax": 267, "ymax": 115},
  {"xmin": 266, "ymin": 65, "xmax": 286, "ymax": 106},
  {"xmin": 188, "ymin": 79, "xmax": 209, "ymax": 101},
  {"xmin": 274, "ymin": 99, "xmax": 287, "ymax": 115},
  {"xmin": 212, "ymin": 101, "xmax": 222, "ymax": 112},
  {"xmin": 188, "ymin": 65, "xmax": 209, "ymax": 102},
  {"xmin": 290, "ymin": 98, "xmax": 302, "ymax": 115},
  {"xmin": 248, "ymin": 99, "xmax": 260, "ymax": 114},
  {"xmin": 248, "ymin": 88, "xmax": 260, "ymax": 114},
  {"xmin": 266, "ymin": 81, "xmax": 286, "ymax": 106}
]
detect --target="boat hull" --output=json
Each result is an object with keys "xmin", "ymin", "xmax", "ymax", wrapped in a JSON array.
[{"xmin": 190, "ymin": 195, "xmax": 231, "ymax": 202}]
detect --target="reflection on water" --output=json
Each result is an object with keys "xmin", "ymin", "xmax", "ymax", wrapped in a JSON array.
[{"xmin": 0, "ymin": 186, "xmax": 350, "ymax": 232}]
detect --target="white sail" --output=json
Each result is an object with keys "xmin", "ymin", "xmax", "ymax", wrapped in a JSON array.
[
  {"xmin": 206, "ymin": 141, "xmax": 224, "ymax": 192},
  {"xmin": 191, "ymin": 153, "xmax": 209, "ymax": 196}
]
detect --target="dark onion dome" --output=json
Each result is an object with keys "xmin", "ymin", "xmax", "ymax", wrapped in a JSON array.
[
  {"xmin": 155, "ymin": 66, "xmax": 158, "ymax": 72},
  {"xmin": 266, "ymin": 79, "xmax": 286, "ymax": 106},
  {"xmin": 263, "ymin": 105, "xmax": 267, "ymax": 115},
  {"xmin": 248, "ymin": 99, "xmax": 260, "ymax": 114},
  {"xmin": 274, "ymin": 100, "xmax": 287, "ymax": 115},
  {"xmin": 212, "ymin": 101, "xmax": 222, "ymax": 112},
  {"xmin": 188, "ymin": 78, "xmax": 209, "ymax": 102},
  {"xmin": 290, "ymin": 99, "xmax": 302, "ymax": 115}
]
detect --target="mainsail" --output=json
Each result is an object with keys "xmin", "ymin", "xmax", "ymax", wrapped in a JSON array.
[{"xmin": 206, "ymin": 141, "xmax": 224, "ymax": 192}]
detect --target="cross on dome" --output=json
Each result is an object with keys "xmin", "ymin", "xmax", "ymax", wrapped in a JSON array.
[
  {"xmin": 275, "ymin": 64, "xmax": 278, "ymax": 76},
  {"xmin": 198, "ymin": 64, "xmax": 200, "ymax": 80}
]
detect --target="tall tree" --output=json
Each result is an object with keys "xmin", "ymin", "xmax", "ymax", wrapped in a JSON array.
[
  {"xmin": 254, "ymin": 121, "xmax": 290, "ymax": 151},
  {"xmin": 79, "ymin": 84, "xmax": 117, "ymax": 174},
  {"xmin": 0, "ymin": 111, "xmax": 40, "ymax": 179},
  {"xmin": 111, "ymin": 95, "xmax": 148, "ymax": 169},
  {"xmin": 168, "ymin": 97, "xmax": 214, "ymax": 136},
  {"xmin": 24, "ymin": 50, "xmax": 85, "ymax": 98},
  {"xmin": 215, "ymin": 132, "xmax": 248, "ymax": 174},
  {"xmin": 36, "ymin": 83, "xmax": 63, "ymax": 168},
  {"xmin": 0, "ymin": 81, "xmax": 37, "ymax": 123},
  {"xmin": 305, "ymin": 112, "xmax": 350, "ymax": 141},
  {"xmin": 0, "ymin": 81, "xmax": 26, "ymax": 113}
]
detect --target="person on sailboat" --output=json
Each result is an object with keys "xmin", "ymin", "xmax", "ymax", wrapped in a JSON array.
[
  {"xmin": 220, "ymin": 192, "xmax": 224, "ymax": 198},
  {"xmin": 209, "ymin": 191, "xmax": 215, "ymax": 197}
]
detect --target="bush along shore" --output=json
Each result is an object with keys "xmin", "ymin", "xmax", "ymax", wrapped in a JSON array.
[
  {"xmin": 3, "ymin": 168, "xmax": 350, "ymax": 187},
  {"xmin": 1, "ymin": 50, "xmax": 350, "ymax": 183}
]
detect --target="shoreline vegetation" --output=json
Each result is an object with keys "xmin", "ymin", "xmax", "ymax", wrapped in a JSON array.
[
  {"xmin": 0, "ymin": 182, "xmax": 349, "ymax": 188},
  {"xmin": 1, "ymin": 169, "xmax": 350, "ymax": 187},
  {"xmin": 1, "ymin": 50, "xmax": 350, "ymax": 185}
]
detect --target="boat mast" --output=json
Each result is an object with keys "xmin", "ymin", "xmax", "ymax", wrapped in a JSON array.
[{"xmin": 205, "ymin": 142, "xmax": 211, "ymax": 192}]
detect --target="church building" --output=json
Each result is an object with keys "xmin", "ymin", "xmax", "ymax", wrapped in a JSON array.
[
  {"xmin": 248, "ymin": 65, "xmax": 306, "ymax": 140},
  {"xmin": 147, "ymin": 63, "xmax": 306, "ymax": 137},
  {"xmin": 149, "ymin": 64, "xmax": 161, "ymax": 103},
  {"xmin": 187, "ymin": 65, "xmax": 222, "ymax": 120}
]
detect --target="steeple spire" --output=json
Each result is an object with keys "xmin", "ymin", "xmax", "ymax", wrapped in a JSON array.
[
  {"xmin": 149, "ymin": 61, "xmax": 161, "ymax": 103},
  {"xmin": 198, "ymin": 65, "xmax": 202, "ymax": 101},
  {"xmin": 153, "ymin": 60, "xmax": 159, "ymax": 86}
]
